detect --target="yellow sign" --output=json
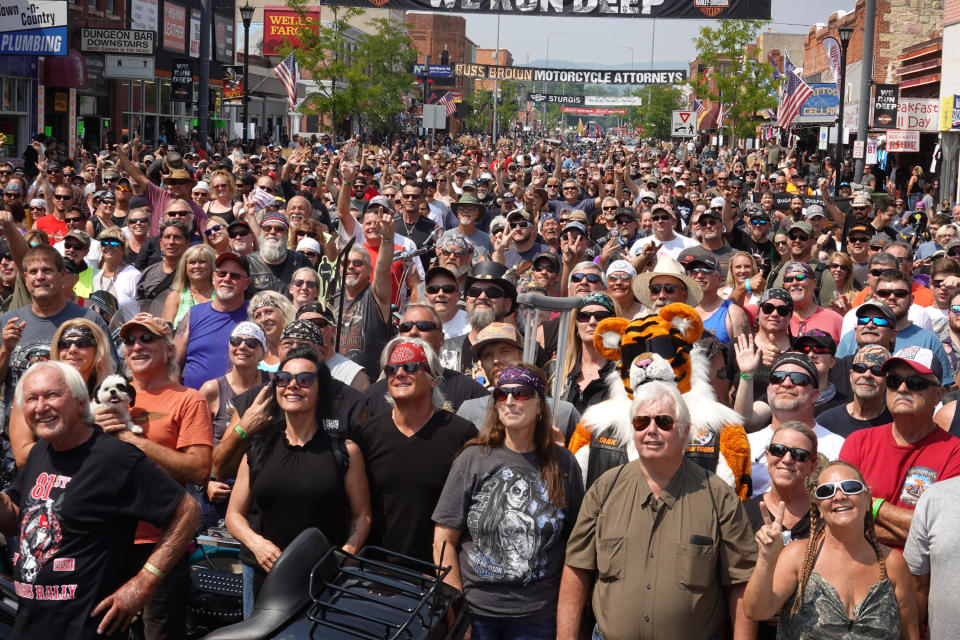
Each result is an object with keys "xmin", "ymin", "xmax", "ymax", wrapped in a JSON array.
[
  {"xmin": 941, "ymin": 95, "xmax": 954, "ymax": 131},
  {"xmin": 53, "ymin": 92, "xmax": 68, "ymax": 112}
]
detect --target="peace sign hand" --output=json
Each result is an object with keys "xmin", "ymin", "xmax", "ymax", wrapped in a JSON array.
[{"xmin": 756, "ymin": 500, "xmax": 786, "ymax": 562}]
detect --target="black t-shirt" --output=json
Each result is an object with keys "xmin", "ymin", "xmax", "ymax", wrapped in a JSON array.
[
  {"xmin": 232, "ymin": 376, "xmax": 370, "ymax": 435},
  {"xmin": 246, "ymin": 251, "xmax": 311, "ymax": 297},
  {"xmin": 363, "ymin": 368, "xmax": 488, "ymax": 415},
  {"xmin": 730, "ymin": 224, "xmax": 775, "ymax": 271},
  {"xmin": 9, "ymin": 427, "xmax": 184, "ymax": 640},
  {"xmin": 334, "ymin": 285, "xmax": 395, "ymax": 382},
  {"xmin": 351, "ymin": 410, "xmax": 477, "ymax": 562},
  {"xmin": 394, "ymin": 214, "xmax": 439, "ymax": 248},
  {"xmin": 816, "ymin": 404, "xmax": 893, "ymax": 439}
]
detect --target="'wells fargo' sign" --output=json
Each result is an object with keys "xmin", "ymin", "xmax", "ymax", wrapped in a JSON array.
[{"xmin": 262, "ymin": 6, "xmax": 320, "ymax": 56}]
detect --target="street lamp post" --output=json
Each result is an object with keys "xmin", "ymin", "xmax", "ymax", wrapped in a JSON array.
[
  {"xmin": 833, "ymin": 25, "xmax": 854, "ymax": 196},
  {"xmin": 618, "ymin": 45, "xmax": 634, "ymax": 71},
  {"xmin": 544, "ymin": 32, "xmax": 567, "ymax": 131},
  {"xmin": 240, "ymin": 2, "xmax": 254, "ymax": 146}
]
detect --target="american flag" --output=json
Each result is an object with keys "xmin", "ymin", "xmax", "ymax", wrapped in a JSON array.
[
  {"xmin": 437, "ymin": 91, "xmax": 456, "ymax": 117},
  {"xmin": 693, "ymin": 98, "xmax": 708, "ymax": 129},
  {"xmin": 716, "ymin": 102, "xmax": 728, "ymax": 128},
  {"xmin": 777, "ymin": 52, "xmax": 813, "ymax": 130},
  {"xmin": 272, "ymin": 52, "xmax": 298, "ymax": 109}
]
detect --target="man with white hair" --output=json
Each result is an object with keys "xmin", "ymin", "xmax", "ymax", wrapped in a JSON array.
[
  {"xmin": 559, "ymin": 381, "xmax": 756, "ymax": 640},
  {"xmin": 244, "ymin": 211, "xmax": 310, "ymax": 296}
]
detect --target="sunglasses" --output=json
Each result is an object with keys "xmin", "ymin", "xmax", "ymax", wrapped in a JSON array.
[
  {"xmin": 874, "ymin": 288, "xmax": 910, "ymax": 299},
  {"xmin": 467, "ymin": 286, "xmax": 505, "ymax": 299},
  {"xmin": 577, "ymin": 310, "xmax": 614, "ymax": 323},
  {"xmin": 398, "ymin": 320, "xmax": 439, "ymax": 333},
  {"xmin": 204, "ymin": 224, "xmax": 224, "ymax": 237},
  {"xmin": 128, "ymin": 217, "xmax": 149, "ymax": 225},
  {"xmin": 58, "ymin": 337, "xmax": 96, "ymax": 350},
  {"xmin": 950, "ymin": 304, "xmax": 960, "ymax": 314},
  {"xmin": 292, "ymin": 279, "xmax": 318, "ymax": 289},
  {"xmin": 749, "ymin": 219, "xmax": 769, "ymax": 226},
  {"xmin": 493, "ymin": 385, "xmax": 538, "ymax": 403},
  {"xmin": 649, "ymin": 283, "xmax": 684, "ymax": 295},
  {"xmin": 828, "ymin": 263, "xmax": 851, "ymax": 272},
  {"xmin": 856, "ymin": 315, "xmax": 891, "ymax": 327},
  {"xmin": 275, "ymin": 370, "xmax": 317, "ymax": 388},
  {"xmin": 949, "ymin": 249, "xmax": 960, "ymax": 258},
  {"xmin": 215, "ymin": 269, "xmax": 246, "ymax": 280},
  {"xmin": 64, "ymin": 241, "xmax": 86, "ymax": 251},
  {"xmin": 261, "ymin": 225, "xmax": 287, "ymax": 234},
  {"xmin": 440, "ymin": 248, "xmax": 467, "ymax": 258},
  {"xmin": 228, "ymin": 229, "xmax": 251, "ymax": 239},
  {"xmin": 814, "ymin": 479, "xmax": 867, "ymax": 500},
  {"xmin": 885, "ymin": 373, "xmax": 937, "ymax": 392},
  {"xmin": 53, "ymin": 194, "xmax": 72, "ymax": 201},
  {"xmin": 767, "ymin": 443, "xmax": 812, "ymax": 462},
  {"xmin": 788, "ymin": 234, "xmax": 810, "ymax": 242},
  {"xmin": 848, "ymin": 236, "xmax": 870, "ymax": 244},
  {"xmin": 631, "ymin": 414, "xmax": 676, "ymax": 431},
  {"xmin": 122, "ymin": 332, "xmax": 159, "ymax": 346},
  {"xmin": 769, "ymin": 371, "xmax": 813, "ymax": 387},
  {"xmin": 229, "ymin": 336, "xmax": 262, "ymax": 349},
  {"xmin": 687, "ymin": 267, "xmax": 716, "ymax": 276},
  {"xmin": 166, "ymin": 210, "xmax": 191, "ymax": 217},
  {"xmin": 606, "ymin": 273, "xmax": 632, "ymax": 283},
  {"xmin": 774, "ymin": 240, "xmax": 788, "ymax": 247},
  {"xmin": 571, "ymin": 273, "xmax": 603, "ymax": 284},
  {"xmin": 64, "ymin": 216, "xmax": 86, "ymax": 224},
  {"xmin": 650, "ymin": 215, "xmax": 672, "ymax": 223},
  {"xmin": 851, "ymin": 362, "xmax": 884, "ymax": 377},
  {"xmin": 759, "ymin": 302, "xmax": 791, "ymax": 317},
  {"xmin": 782, "ymin": 274, "xmax": 809, "ymax": 284},
  {"xmin": 798, "ymin": 344, "xmax": 831, "ymax": 355},
  {"xmin": 296, "ymin": 231, "xmax": 318, "ymax": 239},
  {"xmin": 101, "ymin": 239, "xmax": 123, "ymax": 248},
  {"xmin": 426, "ymin": 284, "xmax": 458, "ymax": 295},
  {"xmin": 383, "ymin": 361, "xmax": 429, "ymax": 377},
  {"xmin": 509, "ymin": 221, "xmax": 532, "ymax": 229}
]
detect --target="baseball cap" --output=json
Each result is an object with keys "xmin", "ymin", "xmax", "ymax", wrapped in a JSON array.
[
  {"xmin": 364, "ymin": 195, "xmax": 394, "ymax": 213},
  {"xmin": 788, "ymin": 221, "xmax": 814, "ymax": 237},
  {"xmin": 709, "ymin": 197, "xmax": 726, "ymax": 209},
  {"xmin": 848, "ymin": 224, "xmax": 870, "ymax": 237},
  {"xmin": 856, "ymin": 301, "xmax": 896, "ymax": 324},
  {"xmin": 680, "ymin": 253, "xmax": 719, "ymax": 273},
  {"xmin": 533, "ymin": 251, "xmax": 561, "ymax": 270},
  {"xmin": 120, "ymin": 312, "xmax": 173, "ymax": 340},
  {"xmin": 214, "ymin": 252, "xmax": 250, "ymax": 275},
  {"xmin": 793, "ymin": 329, "xmax": 836, "ymax": 355},
  {"xmin": 507, "ymin": 208, "xmax": 532, "ymax": 222},
  {"xmin": 772, "ymin": 351, "xmax": 820, "ymax": 388},
  {"xmin": 562, "ymin": 221, "xmax": 587, "ymax": 236},
  {"xmin": 606, "ymin": 259, "xmax": 638, "ymax": 279},
  {"xmin": 869, "ymin": 233, "xmax": 892, "ymax": 248},
  {"xmin": 882, "ymin": 346, "xmax": 943, "ymax": 383},
  {"xmin": 805, "ymin": 204, "xmax": 826, "ymax": 219},
  {"xmin": 471, "ymin": 322, "xmax": 523, "ymax": 358},
  {"xmin": 65, "ymin": 229, "xmax": 91, "ymax": 248}
]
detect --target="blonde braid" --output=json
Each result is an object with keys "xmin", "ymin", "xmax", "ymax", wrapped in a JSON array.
[{"xmin": 788, "ymin": 504, "xmax": 825, "ymax": 618}]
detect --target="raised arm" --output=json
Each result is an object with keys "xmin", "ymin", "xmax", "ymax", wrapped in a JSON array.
[{"xmin": 337, "ymin": 160, "xmax": 358, "ymax": 239}]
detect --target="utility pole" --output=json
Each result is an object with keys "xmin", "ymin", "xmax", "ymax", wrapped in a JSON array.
[
  {"xmin": 197, "ymin": 0, "xmax": 211, "ymax": 151},
  {"xmin": 854, "ymin": 0, "xmax": 876, "ymax": 183}
]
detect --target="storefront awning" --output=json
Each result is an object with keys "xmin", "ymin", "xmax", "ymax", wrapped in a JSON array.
[{"xmin": 43, "ymin": 49, "xmax": 87, "ymax": 89}]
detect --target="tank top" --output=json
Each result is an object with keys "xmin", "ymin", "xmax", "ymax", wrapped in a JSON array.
[
  {"xmin": 779, "ymin": 573, "xmax": 900, "ymax": 639},
  {"xmin": 173, "ymin": 287, "xmax": 215, "ymax": 330},
  {"xmin": 181, "ymin": 302, "xmax": 248, "ymax": 390},
  {"xmin": 211, "ymin": 372, "xmax": 270, "ymax": 445},
  {"xmin": 701, "ymin": 298, "xmax": 733, "ymax": 344}
]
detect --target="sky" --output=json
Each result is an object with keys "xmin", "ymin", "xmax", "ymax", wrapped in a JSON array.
[{"xmin": 457, "ymin": 0, "xmax": 857, "ymax": 67}]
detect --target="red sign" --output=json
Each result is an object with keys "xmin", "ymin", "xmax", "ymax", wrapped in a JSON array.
[
  {"xmin": 561, "ymin": 107, "xmax": 627, "ymax": 116},
  {"xmin": 262, "ymin": 6, "xmax": 320, "ymax": 56},
  {"xmin": 886, "ymin": 129, "xmax": 920, "ymax": 153},
  {"xmin": 163, "ymin": 2, "xmax": 186, "ymax": 53}
]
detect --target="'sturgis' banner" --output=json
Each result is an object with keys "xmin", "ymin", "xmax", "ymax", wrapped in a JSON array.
[
  {"xmin": 529, "ymin": 93, "xmax": 585, "ymax": 105},
  {"xmin": 313, "ymin": 0, "xmax": 770, "ymax": 19},
  {"xmin": 455, "ymin": 63, "xmax": 686, "ymax": 86},
  {"xmin": 529, "ymin": 93, "xmax": 643, "ymax": 106}
]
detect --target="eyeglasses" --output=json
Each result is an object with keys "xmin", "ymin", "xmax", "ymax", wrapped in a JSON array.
[
  {"xmin": 851, "ymin": 362, "xmax": 884, "ymax": 377},
  {"xmin": 571, "ymin": 273, "xmax": 602, "ymax": 284},
  {"xmin": 228, "ymin": 229, "xmax": 250, "ymax": 239},
  {"xmin": 874, "ymin": 288, "xmax": 910, "ymax": 299},
  {"xmin": 204, "ymin": 224, "xmax": 224, "ymax": 237},
  {"xmin": 261, "ymin": 225, "xmax": 287, "ymax": 234},
  {"xmin": 577, "ymin": 310, "xmax": 614, "ymax": 323},
  {"xmin": 467, "ymin": 286, "xmax": 505, "ymax": 299},
  {"xmin": 848, "ymin": 236, "xmax": 870, "ymax": 244},
  {"xmin": 885, "ymin": 373, "xmax": 937, "ymax": 392},
  {"xmin": 856, "ymin": 315, "xmax": 891, "ymax": 327},
  {"xmin": 58, "ymin": 337, "xmax": 96, "ymax": 350},
  {"xmin": 814, "ymin": 479, "xmax": 867, "ymax": 500},
  {"xmin": 122, "ymin": 332, "xmax": 159, "ymax": 346},
  {"xmin": 426, "ymin": 284, "xmax": 458, "ymax": 295},
  {"xmin": 229, "ymin": 336, "xmax": 262, "ymax": 349},
  {"xmin": 493, "ymin": 385, "xmax": 538, "ymax": 403},
  {"xmin": 276, "ymin": 370, "xmax": 317, "ymax": 388},
  {"xmin": 767, "ymin": 443, "xmax": 812, "ymax": 462},
  {"xmin": 782, "ymin": 274, "xmax": 809, "ymax": 284},
  {"xmin": 53, "ymin": 194, "xmax": 72, "ymax": 201},
  {"xmin": 292, "ymin": 279, "xmax": 318, "ymax": 289},
  {"xmin": 649, "ymin": 283, "xmax": 684, "ymax": 296},
  {"xmin": 631, "ymin": 414, "xmax": 676, "ymax": 431},
  {"xmin": 440, "ymin": 248, "xmax": 467, "ymax": 258},
  {"xmin": 769, "ymin": 371, "xmax": 813, "ymax": 387},
  {"xmin": 398, "ymin": 320, "xmax": 439, "ymax": 333},
  {"xmin": 788, "ymin": 233, "xmax": 810, "ymax": 242},
  {"xmin": 798, "ymin": 344, "xmax": 831, "ymax": 355},
  {"xmin": 383, "ymin": 361, "xmax": 429, "ymax": 377},
  {"xmin": 166, "ymin": 210, "xmax": 191, "ymax": 217},
  {"xmin": 101, "ymin": 239, "xmax": 123, "ymax": 248},
  {"xmin": 215, "ymin": 269, "xmax": 246, "ymax": 280}
]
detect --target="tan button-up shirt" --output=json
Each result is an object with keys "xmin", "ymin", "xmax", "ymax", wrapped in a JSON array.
[{"xmin": 565, "ymin": 459, "xmax": 757, "ymax": 640}]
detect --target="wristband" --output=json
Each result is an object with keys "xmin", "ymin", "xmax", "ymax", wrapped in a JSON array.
[
  {"xmin": 143, "ymin": 562, "xmax": 165, "ymax": 580},
  {"xmin": 235, "ymin": 424, "xmax": 251, "ymax": 440},
  {"xmin": 745, "ymin": 279, "xmax": 751, "ymax": 293},
  {"xmin": 739, "ymin": 373, "xmax": 754, "ymax": 381},
  {"xmin": 872, "ymin": 497, "xmax": 884, "ymax": 520}
]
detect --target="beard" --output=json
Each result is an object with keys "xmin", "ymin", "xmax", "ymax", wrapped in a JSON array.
[
  {"xmin": 769, "ymin": 393, "xmax": 806, "ymax": 413},
  {"xmin": 345, "ymin": 273, "xmax": 363, "ymax": 288},
  {"xmin": 467, "ymin": 307, "xmax": 497, "ymax": 331},
  {"xmin": 259, "ymin": 235, "xmax": 287, "ymax": 262}
]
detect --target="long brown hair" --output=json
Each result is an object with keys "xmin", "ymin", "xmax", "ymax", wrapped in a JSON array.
[
  {"xmin": 466, "ymin": 364, "xmax": 566, "ymax": 507},
  {"xmin": 788, "ymin": 460, "xmax": 886, "ymax": 617}
]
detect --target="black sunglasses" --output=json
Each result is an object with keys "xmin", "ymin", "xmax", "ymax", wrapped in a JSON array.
[
  {"xmin": 398, "ymin": 320, "xmax": 439, "ymax": 333},
  {"xmin": 769, "ymin": 371, "xmax": 813, "ymax": 387},
  {"xmin": 571, "ymin": 273, "xmax": 602, "ymax": 284},
  {"xmin": 467, "ymin": 286, "xmax": 505, "ymax": 299},
  {"xmin": 649, "ymin": 283, "xmax": 684, "ymax": 295},
  {"xmin": 533, "ymin": 263, "xmax": 559, "ymax": 274},
  {"xmin": 851, "ymin": 362, "xmax": 884, "ymax": 377},
  {"xmin": 885, "ymin": 373, "xmax": 937, "ymax": 392},
  {"xmin": 767, "ymin": 443, "xmax": 812, "ymax": 462},
  {"xmin": 228, "ymin": 229, "xmax": 251, "ymax": 239},
  {"xmin": 383, "ymin": 361, "xmax": 429, "ymax": 377},
  {"xmin": 631, "ymin": 414, "xmax": 676, "ymax": 431},
  {"xmin": 58, "ymin": 337, "xmax": 96, "ymax": 350},
  {"xmin": 122, "ymin": 333, "xmax": 159, "ymax": 346},
  {"xmin": 229, "ymin": 336, "xmax": 262, "ymax": 349},
  {"xmin": 426, "ymin": 284, "xmax": 458, "ymax": 295},
  {"xmin": 493, "ymin": 385, "xmax": 538, "ymax": 403},
  {"xmin": 759, "ymin": 302, "xmax": 791, "ymax": 317},
  {"xmin": 577, "ymin": 310, "xmax": 614, "ymax": 323},
  {"xmin": 275, "ymin": 371, "xmax": 317, "ymax": 388}
]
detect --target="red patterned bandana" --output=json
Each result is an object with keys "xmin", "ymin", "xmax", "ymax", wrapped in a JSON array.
[{"xmin": 388, "ymin": 342, "xmax": 428, "ymax": 367}]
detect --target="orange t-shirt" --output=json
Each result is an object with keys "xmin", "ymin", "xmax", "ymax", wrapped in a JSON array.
[
  {"xmin": 852, "ymin": 281, "xmax": 934, "ymax": 308},
  {"xmin": 130, "ymin": 382, "xmax": 213, "ymax": 543}
]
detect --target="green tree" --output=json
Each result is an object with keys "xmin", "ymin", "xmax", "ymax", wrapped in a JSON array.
[
  {"xmin": 626, "ymin": 86, "xmax": 684, "ymax": 139},
  {"xmin": 689, "ymin": 19, "xmax": 777, "ymax": 146},
  {"xmin": 463, "ymin": 81, "xmax": 521, "ymax": 135},
  {"xmin": 281, "ymin": 2, "xmax": 418, "ymax": 136}
]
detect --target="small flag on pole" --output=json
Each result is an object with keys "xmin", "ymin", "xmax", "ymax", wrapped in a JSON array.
[
  {"xmin": 272, "ymin": 52, "xmax": 298, "ymax": 109},
  {"xmin": 693, "ymin": 99, "xmax": 708, "ymax": 129},
  {"xmin": 438, "ymin": 92, "xmax": 457, "ymax": 117},
  {"xmin": 717, "ymin": 102, "xmax": 728, "ymax": 128}
]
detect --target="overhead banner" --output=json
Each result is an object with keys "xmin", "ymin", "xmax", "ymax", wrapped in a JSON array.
[
  {"xmin": 310, "ymin": 0, "xmax": 770, "ymax": 19},
  {"xmin": 872, "ymin": 84, "xmax": 898, "ymax": 128},
  {"xmin": 561, "ymin": 106, "xmax": 627, "ymax": 115},
  {"xmin": 529, "ymin": 93, "xmax": 584, "ymax": 105},
  {"xmin": 81, "ymin": 28, "xmax": 154, "ymax": 54},
  {"xmin": 454, "ymin": 63, "xmax": 686, "ymax": 86},
  {"xmin": 262, "ymin": 6, "xmax": 319, "ymax": 55},
  {"xmin": 586, "ymin": 95, "xmax": 642, "ymax": 106},
  {"xmin": 170, "ymin": 59, "xmax": 193, "ymax": 102}
]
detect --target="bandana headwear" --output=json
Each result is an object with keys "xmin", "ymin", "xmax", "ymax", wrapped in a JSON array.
[
  {"xmin": 388, "ymin": 342, "xmax": 429, "ymax": 372},
  {"xmin": 759, "ymin": 287, "xmax": 794, "ymax": 311},
  {"xmin": 279, "ymin": 319, "xmax": 323, "ymax": 346},
  {"xmin": 497, "ymin": 365, "xmax": 546, "ymax": 397},
  {"xmin": 62, "ymin": 324, "xmax": 96, "ymax": 343},
  {"xmin": 854, "ymin": 344, "xmax": 892, "ymax": 368},
  {"xmin": 783, "ymin": 262, "xmax": 815, "ymax": 278},
  {"xmin": 579, "ymin": 292, "xmax": 616, "ymax": 315},
  {"xmin": 231, "ymin": 321, "xmax": 268, "ymax": 351},
  {"xmin": 251, "ymin": 297, "xmax": 279, "ymax": 313},
  {"xmin": 439, "ymin": 230, "xmax": 474, "ymax": 251}
]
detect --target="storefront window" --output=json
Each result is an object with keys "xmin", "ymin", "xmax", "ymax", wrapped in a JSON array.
[
  {"xmin": 160, "ymin": 80, "xmax": 170, "ymax": 109},
  {"xmin": 144, "ymin": 80, "xmax": 157, "ymax": 114},
  {"xmin": 131, "ymin": 81, "xmax": 142, "ymax": 112}
]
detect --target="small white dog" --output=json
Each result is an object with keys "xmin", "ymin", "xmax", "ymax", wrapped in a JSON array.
[{"xmin": 90, "ymin": 374, "xmax": 141, "ymax": 434}]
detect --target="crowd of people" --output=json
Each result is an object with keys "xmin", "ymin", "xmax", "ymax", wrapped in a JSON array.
[{"xmin": 0, "ymin": 129, "xmax": 958, "ymax": 640}]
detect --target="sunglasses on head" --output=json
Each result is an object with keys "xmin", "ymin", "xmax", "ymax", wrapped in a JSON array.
[
  {"xmin": 767, "ymin": 443, "xmax": 812, "ymax": 462},
  {"xmin": 426, "ymin": 284, "xmax": 458, "ymax": 295},
  {"xmin": 577, "ymin": 310, "xmax": 614, "ymax": 323},
  {"xmin": 467, "ymin": 286, "xmax": 505, "ymax": 299},
  {"xmin": 383, "ymin": 361, "xmax": 429, "ymax": 377},
  {"xmin": 122, "ymin": 332, "xmax": 159, "ymax": 346},
  {"xmin": 782, "ymin": 274, "xmax": 809, "ymax": 284},
  {"xmin": 814, "ymin": 479, "xmax": 867, "ymax": 500},
  {"xmin": 58, "ymin": 337, "xmax": 96, "ymax": 350},
  {"xmin": 852, "ymin": 362, "xmax": 884, "ymax": 376},
  {"xmin": 229, "ymin": 336, "xmax": 261, "ymax": 349},
  {"xmin": 649, "ymin": 283, "xmax": 684, "ymax": 295},
  {"xmin": 398, "ymin": 320, "xmax": 439, "ymax": 333},
  {"xmin": 275, "ymin": 371, "xmax": 317, "ymax": 388},
  {"xmin": 204, "ymin": 224, "xmax": 224, "ymax": 237},
  {"xmin": 493, "ymin": 385, "xmax": 538, "ymax": 403},
  {"xmin": 631, "ymin": 414, "xmax": 676, "ymax": 431},
  {"xmin": 769, "ymin": 370, "xmax": 813, "ymax": 387},
  {"xmin": 571, "ymin": 273, "xmax": 602, "ymax": 284},
  {"xmin": 885, "ymin": 372, "xmax": 937, "ymax": 392}
]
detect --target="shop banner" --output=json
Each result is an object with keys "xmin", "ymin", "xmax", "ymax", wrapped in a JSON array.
[
  {"xmin": 561, "ymin": 106, "xmax": 627, "ymax": 115},
  {"xmin": 872, "ymin": 84, "xmax": 898, "ymax": 128},
  {"xmin": 793, "ymin": 83, "xmax": 838, "ymax": 123},
  {"xmin": 81, "ymin": 28, "xmax": 154, "ymax": 54},
  {"xmin": 213, "ymin": 14, "xmax": 233, "ymax": 64},
  {"xmin": 163, "ymin": 2, "xmax": 186, "ymax": 52},
  {"xmin": 262, "ymin": 6, "xmax": 319, "ymax": 55},
  {"xmin": 822, "ymin": 36, "xmax": 841, "ymax": 95},
  {"xmin": 0, "ymin": 0, "xmax": 67, "ymax": 33},
  {"xmin": 412, "ymin": 64, "xmax": 452, "ymax": 77},
  {"xmin": 454, "ymin": 63, "xmax": 686, "ymax": 86},
  {"xmin": 171, "ymin": 59, "xmax": 193, "ymax": 102},
  {"xmin": 222, "ymin": 65, "xmax": 243, "ymax": 103},
  {"xmin": 896, "ymin": 98, "xmax": 938, "ymax": 132},
  {"xmin": 130, "ymin": 0, "xmax": 157, "ymax": 31},
  {"xmin": 586, "ymin": 95, "xmax": 642, "ymax": 106},
  {"xmin": 310, "ymin": 0, "xmax": 770, "ymax": 19},
  {"xmin": 0, "ymin": 25, "xmax": 65, "ymax": 54},
  {"xmin": 886, "ymin": 129, "xmax": 920, "ymax": 153},
  {"xmin": 189, "ymin": 8, "xmax": 200, "ymax": 58}
]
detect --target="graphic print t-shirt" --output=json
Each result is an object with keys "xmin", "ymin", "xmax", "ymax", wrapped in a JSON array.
[
  {"xmin": 432, "ymin": 445, "xmax": 584, "ymax": 621},
  {"xmin": 8, "ymin": 428, "xmax": 184, "ymax": 639}
]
